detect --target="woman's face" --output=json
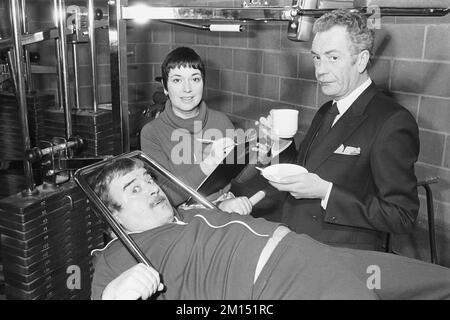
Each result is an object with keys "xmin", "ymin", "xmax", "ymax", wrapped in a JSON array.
[{"xmin": 165, "ymin": 66, "xmax": 204, "ymax": 119}]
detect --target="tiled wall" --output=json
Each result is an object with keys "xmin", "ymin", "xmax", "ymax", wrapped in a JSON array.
[{"xmin": 0, "ymin": 0, "xmax": 449, "ymax": 266}]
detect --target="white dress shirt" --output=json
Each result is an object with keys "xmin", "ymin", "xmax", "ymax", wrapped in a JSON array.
[{"xmin": 321, "ymin": 78, "xmax": 372, "ymax": 209}]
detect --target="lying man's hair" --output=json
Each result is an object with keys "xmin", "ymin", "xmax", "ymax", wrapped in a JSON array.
[{"xmin": 93, "ymin": 157, "xmax": 145, "ymax": 212}]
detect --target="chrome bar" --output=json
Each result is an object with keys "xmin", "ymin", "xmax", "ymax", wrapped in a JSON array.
[
  {"xmin": 55, "ymin": 0, "xmax": 73, "ymax": 140},
  {"xmin": 72, "ymin": 42, "xmax": 80, "ymax": 109},
  {"xmin": 121, "ymin": 5, "xmax": 449, "ymax": 21},
  {"xmin": 88, "ymin": 0, "xmax": 98, "ymax": 112},
  {"xmin": 360, "ymin": 7, "xmax": 449, "ymax": 16},
  {"xmin": 159, "ymin": 19, "xmax": 210, "ymax": 30},
  {"xmin": 54, "ymin": 38, "xmax": 64, "ymax": 109},
  {"xmin": 21, "ymin": 0, "xmax": 33, "ymax": 92},
  {"xmin": 109, "ymin": 0, "xmax": 130, "ymax": 154},
  {"xmin": 158, "ymin": 20, "xmax": 244, "ymax": 32},
  {"xmin": 6, "ymin": 50, "xmax": 18, "ymax": 96},
  {"xmin": 9, "ymin": 0, "xmax": 36, "ymax": 195},
  {"xmin": 121, "ymin": 6, "xmax": 296, "ymax": 21}
]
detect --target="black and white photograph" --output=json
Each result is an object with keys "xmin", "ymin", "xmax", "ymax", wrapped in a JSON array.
[{"xmin": 0, "ymin": 0, "xmax": 449, "ymax": 305}]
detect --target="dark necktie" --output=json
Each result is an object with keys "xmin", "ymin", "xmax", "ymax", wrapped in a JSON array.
[{"xmin": 310, "ymin": 102, "xmax": 339, "ymax": 149}]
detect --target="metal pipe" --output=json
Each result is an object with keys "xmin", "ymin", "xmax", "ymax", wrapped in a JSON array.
[
  {"xmin": 72, "ymin": 42, "xmax": 80, "ymax": 109},
  {"xmin": 26, "ymin": 137, "xmax": 83, "ymax": 163},
  {"xmin": 9, "ymin": 0, "xmax": 36, "ymax": 195},
  {"xmin": 120, "ymin": 5, "xmax": 449, "ymax": 21},
  {"xmin": 55, "ymin": 0, "xmax": 73, "ymax": 140},
  {"xmin": 21, "ymin": 0, "xmax": 33, "ymax": 92},
  {"xmin": 109, "ymin": 0, "xmax": 130, "ymax": 154},
  {"xmin": 159, "ymin": 20, "xmax": 244, "ymax": 32},
  {"xmin": 6, "ymin": 50, "xmax": 18, "ymax": 96},
  {"xmin": 88, "ymin": 0, "xmax": 98, "ymax": 112},
  {"xmin": 159, "ymin": 19, "xmax": 210, "ymax": 30},
  {"xmin": 54, "ymin": 38, "xmax": 64, "ymax": 109}
]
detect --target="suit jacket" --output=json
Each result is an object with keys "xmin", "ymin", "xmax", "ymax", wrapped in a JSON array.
[{"xmin": 281, "ymin": 83, "xmax": 420, "ymax": 251}]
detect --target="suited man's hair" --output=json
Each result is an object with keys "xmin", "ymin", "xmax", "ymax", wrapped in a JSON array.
[
  {"xmin": 161, "ymin": 46, "xmax": 205, "ymax": 90},
  {"xmin": 313, "ymin": 9, "xmax": 375, "ymax": 63}
]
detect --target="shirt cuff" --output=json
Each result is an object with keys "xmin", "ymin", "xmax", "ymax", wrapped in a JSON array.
[{"xmin": 321, "ymin": 182, "xmax": 333, "ymax": 209}]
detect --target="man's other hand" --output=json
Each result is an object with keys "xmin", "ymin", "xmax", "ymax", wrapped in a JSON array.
[
  {"xmin": 218, "ymin": 196, "xmax": 252, "ymax": 215},
  {"xmin": 102, "ymin": 263, "xmax": 164, "ymax": 300},
  {"xmin": 268, "ymin": 172, "xmax": 331, "ymax": 200}
]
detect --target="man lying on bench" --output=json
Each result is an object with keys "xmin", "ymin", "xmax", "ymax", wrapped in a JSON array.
[{"xmin": 90, "ymin": 157, "xmax": 450, "ymax": 300}]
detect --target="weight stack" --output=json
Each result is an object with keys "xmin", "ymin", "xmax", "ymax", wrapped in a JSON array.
[
  {"xmin": 41, "ymin": 108, "xmax": 115, "ymax": 157},
  {"xmin": 0, "ymin": 181, "xmax": 105, "ymax": 300},
  {"xmin": 0, "ymin": 161, "xmax": 42, "ymax": 200},
  {"xmin": 0, "ymin": 93, "xmax": 53, "ymax": 161},
  {"xmin": 0, "ymin": 93, "xmax": 54, "ymax": 198}
]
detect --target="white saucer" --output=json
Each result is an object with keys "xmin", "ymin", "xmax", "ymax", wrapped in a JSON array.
[{"xmin": 259, "ymin": 163, "xmax": 308, "ymax": 183}]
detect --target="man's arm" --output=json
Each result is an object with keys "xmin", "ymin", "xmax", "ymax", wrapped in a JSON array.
[{"xmin": 325, "ymin": 110, "xmax": 420, "ymax": 233}]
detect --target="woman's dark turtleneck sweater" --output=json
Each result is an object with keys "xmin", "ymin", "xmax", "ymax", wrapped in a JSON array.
[{"xmin": 140, "ymin": 100, "xmax": 235, "ymax": 205}]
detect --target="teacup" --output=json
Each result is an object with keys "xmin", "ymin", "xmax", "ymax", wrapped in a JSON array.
[{"xmin": 270, "ymin": 109, "xmax": 299, "ymax": 138}]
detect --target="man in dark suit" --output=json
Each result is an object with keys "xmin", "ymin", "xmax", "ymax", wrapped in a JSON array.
[{"xmin": 261, "ymin": 9, "xmax": 420, "ymax": 251}]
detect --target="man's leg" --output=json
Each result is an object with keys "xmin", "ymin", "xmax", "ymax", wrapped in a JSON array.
[
  {"xmin": 331, "ymin": 244, "xmax": 450, "ymax": 300},
  {"xmin": 254, "ymin": 233, "xmax": 450, "ymax": 300}
]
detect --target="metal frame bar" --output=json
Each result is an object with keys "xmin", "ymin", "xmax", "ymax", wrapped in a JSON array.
[
  {"xmin": 20, "ymin": 0, "xmax": 32, "ymax": 92},
  {"xmin": 417, "ymin": 177, "xmax": 439, "ymax": 264},
  {"xmin": 120, "ymin": 5, "xmax": 449, "ymax": 21},
  {"xmin": 88, "ymin": 0, "xmax": 99, "ymax": 112},
  {"xmin": 72, "ymin": 41, "xmax": 80, "ymax": 110},
  {"xmin": 109, "ymin": 0, "xmax": 129, "ymax": 155},
  {"xmin": 9, "ymin": 0, "xmax": 35, "ymax": 195},
  {"xmin": 55, "ymin": 0, "xmax": 72, "ymax": 140},
  {"xmin": 74, "ymin": 150, "xmax": 216, "ymax": 268}
]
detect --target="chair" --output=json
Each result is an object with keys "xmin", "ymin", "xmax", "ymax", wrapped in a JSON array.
[
  {"xmin": 417, "ymin": 177, "xmax": 439, "ymax": 264},
  {"xmin": 385, "ymin": 177, "xmax": 439, "ymax": 264}
]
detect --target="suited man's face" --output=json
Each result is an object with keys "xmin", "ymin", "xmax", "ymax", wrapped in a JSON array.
[{"xmin": 311, "ymin": 25, "xmax": 369, "ymax": 100}]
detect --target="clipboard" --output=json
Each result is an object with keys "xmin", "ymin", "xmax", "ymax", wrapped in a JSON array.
[{"xmin": 185, "ymin": 140, "xmax": 251, "ymax": 205}]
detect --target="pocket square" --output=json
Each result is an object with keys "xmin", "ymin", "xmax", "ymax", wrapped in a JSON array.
[{"xmin": 334, "ymin": 145, "xmax": 361, "ymax": 155}]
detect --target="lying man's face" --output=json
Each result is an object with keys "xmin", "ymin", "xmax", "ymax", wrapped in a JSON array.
[{"xmin": 108, "ymin": 167, "xmax": 174, "ymax": 232}]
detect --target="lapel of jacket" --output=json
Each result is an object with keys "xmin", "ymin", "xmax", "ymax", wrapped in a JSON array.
[
  {"xmin": 297, "ymin": 101, "xmax": 332, "ymax": 166},
  {"xmin": 305, "ymin": 82, "xmax": 379, "ymax": 172}
]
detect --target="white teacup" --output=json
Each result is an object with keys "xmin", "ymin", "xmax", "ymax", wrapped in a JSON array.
[{"xmin": 270, "ymin": 109, "xmax": 299, "ymax": 138}]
